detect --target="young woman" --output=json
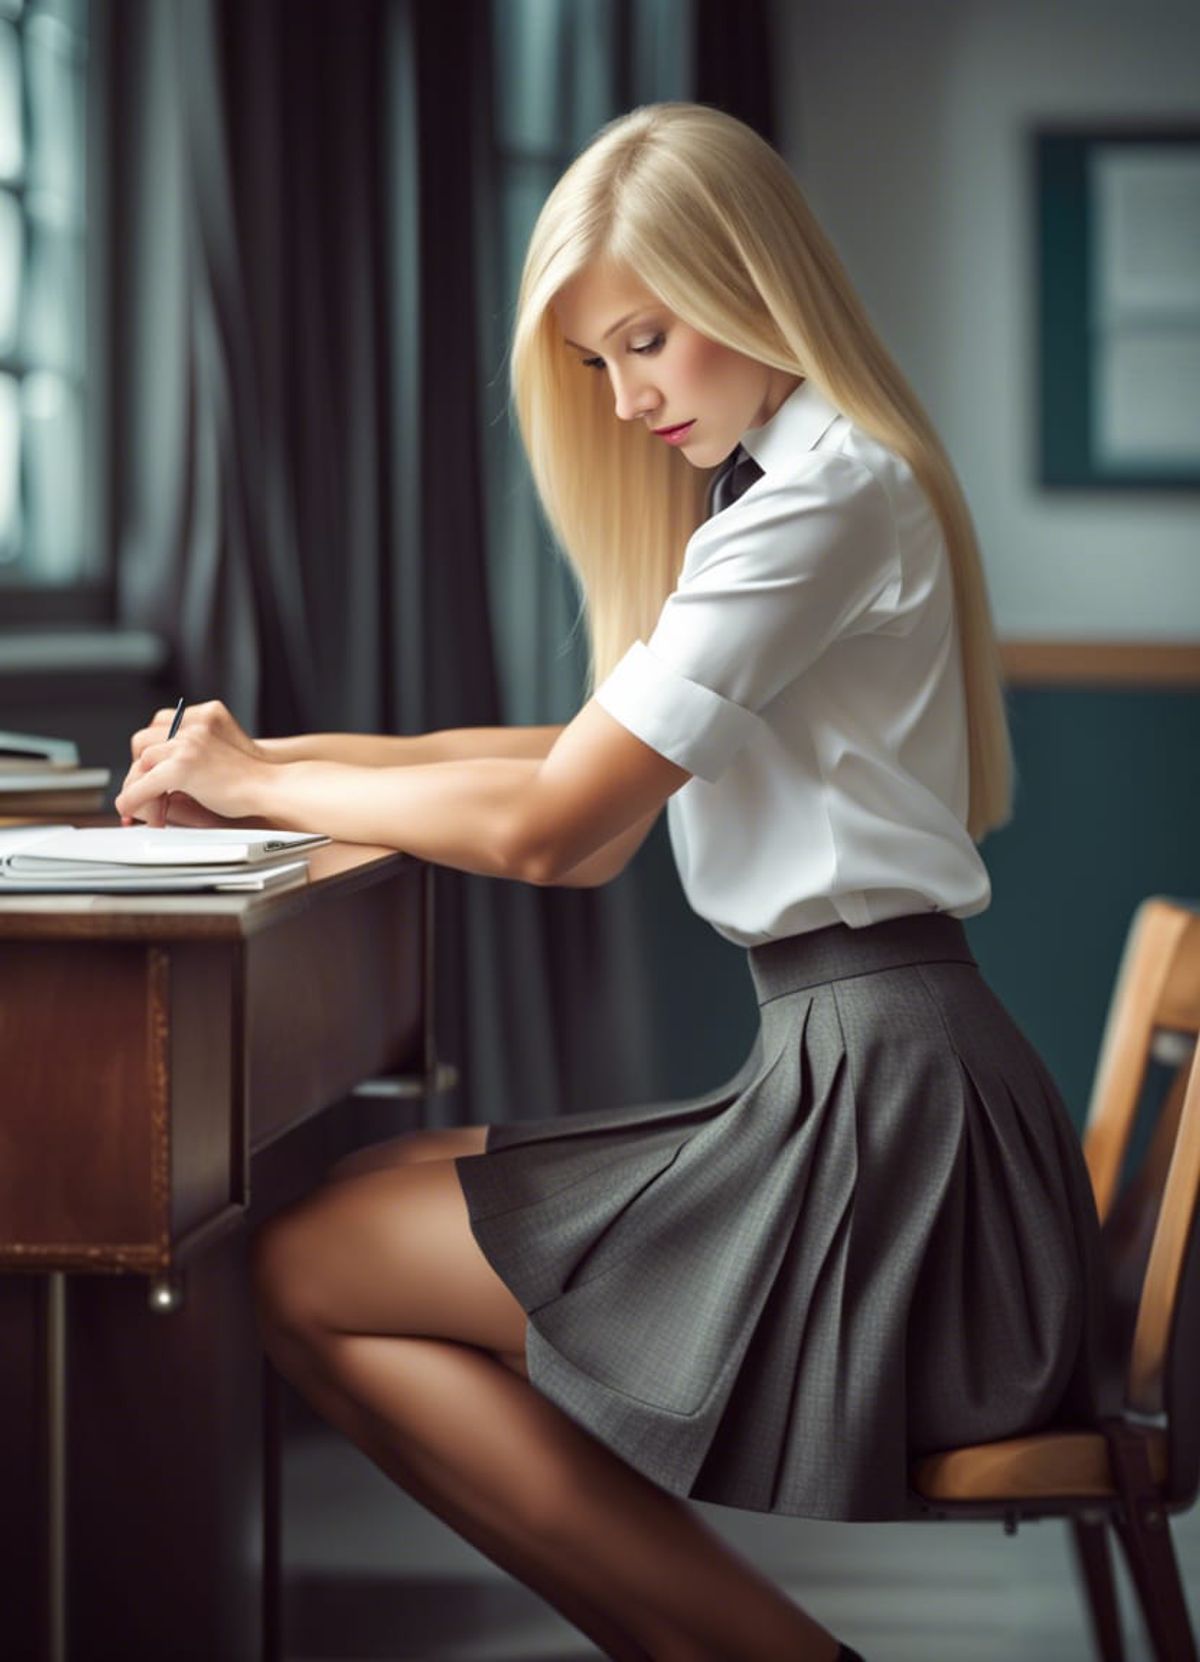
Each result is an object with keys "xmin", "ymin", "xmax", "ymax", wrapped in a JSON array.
[{"xmin": 117, "ymin": 103, "xmax": 1106, "ymax": 1662}]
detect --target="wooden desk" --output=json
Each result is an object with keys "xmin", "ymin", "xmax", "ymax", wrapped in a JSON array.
[{"xmin": 0, "ymin": 842, "xmax": 434, "ymax": 1661}]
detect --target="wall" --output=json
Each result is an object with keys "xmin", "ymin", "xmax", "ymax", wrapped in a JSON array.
[
  {"xmin": 743, "ymin": 0, "xmax": 1200, "ymax": 1120},
  {"xmin": 771, "ymin": 0, "xmax": 1200, "ymax": 638}
]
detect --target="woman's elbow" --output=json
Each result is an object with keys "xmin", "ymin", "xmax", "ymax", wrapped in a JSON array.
[
  {"xmin": 502, "ymin": 802, "xmax": 638, "ymax": 887},
  {"xmin": 500, "ymin": 813, "xmax": 570, "ymax": 886},
  {"xmin": 520, "ymin": 849, "xmax": 563, "ymax": 886}
]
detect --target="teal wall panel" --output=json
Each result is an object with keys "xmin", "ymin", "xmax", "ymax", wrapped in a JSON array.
[
  {"xmin": 630, "ymin": 687, "xmax": 1198, "ymax": 1134},
  {"xmin": 965, "ymin": 686, "xmax": 1196, "ymax": 1126}
]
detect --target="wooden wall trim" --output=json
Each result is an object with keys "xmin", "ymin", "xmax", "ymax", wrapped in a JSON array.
[{"xmin": 1000, "ymin": 640, "xmax": 1200, "ymax": 687}]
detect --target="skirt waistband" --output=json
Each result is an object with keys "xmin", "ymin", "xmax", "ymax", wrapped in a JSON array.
[{"xmin": 747, "ymin": 911, "xmax": 978, "ymax": 1005}]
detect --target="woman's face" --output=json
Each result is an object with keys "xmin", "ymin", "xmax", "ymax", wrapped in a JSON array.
[{"xmin": 553, "ymin": 260, "xmax": 800, "ymax": 469}]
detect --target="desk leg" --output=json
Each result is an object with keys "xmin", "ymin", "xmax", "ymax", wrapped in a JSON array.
[
  {"xmin": 66, "ymin": 1227, "xmax": 266, "ymax": 1662},
  {"xmin": 46, "ymin": 1274, "xmax": 67, "ymax": 1662},
  {"xmin": 0, "ymin": 1275, "xmax": 43, "ymax": 1659},
  {"xmin": 262, "ymin": 1362, "xmax": 283, "ymax": 1662}
]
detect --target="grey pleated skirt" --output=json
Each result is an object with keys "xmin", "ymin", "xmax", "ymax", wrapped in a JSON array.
[{"xmin": 454, "ymin": 911, "xmax": 1108, "ymax": 1522}]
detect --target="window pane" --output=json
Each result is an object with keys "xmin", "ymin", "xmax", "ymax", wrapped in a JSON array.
[
  {"xmin": 566, "ymin": 0, "xmax": 619, "ymax": 151},
  {"xmin": 493, "ymin": 0, "xmax": 565, "ymax": 154},
  {"xmin": 25, "ymin": 9, "xmax": 84, "ymax": 220},
  {"xmin": 23, "ymin": 369, "xmax": 81, "ymax": 575},
  {"xmin": 37, "ymin": 0, "xmax": 84, "ymax": 30},
  {"xmin": 23, "ymin": 210, "xmax": 81, "ymax": 373},
  {"xmin": 0, "ymin": 185, "xmax": 22, "ymax": 354},
  {"xmin": 500, "ymin": 163, "xmax": 557, "ymax": 311},
  {"xmin": 631, "ymin": 0, "xmax": 692, "ymax": 106},
  {"xmin": 0, "ymin": 368, "xmax": 20, "ymax": 562},
  {"xmin": 0, "ymin": 21, "xmax": 24, "ymax": 184},
  {"xmin": 4, "ymin": 0, "xmax": 87, "ymax": 582}
]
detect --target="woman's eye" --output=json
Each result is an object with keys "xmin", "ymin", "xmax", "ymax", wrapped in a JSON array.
[{"xmin": 579, "ymin": 331, "xmax": 665, "ymax": 372}]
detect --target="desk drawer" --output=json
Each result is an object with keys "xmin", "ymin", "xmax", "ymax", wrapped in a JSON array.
[{"xmin": 0, "ymin": 857, "xmax": 425, "ymax": 1273}]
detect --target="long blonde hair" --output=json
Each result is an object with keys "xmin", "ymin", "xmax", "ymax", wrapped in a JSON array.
[{"xmin": 511, "ymin": 102, "xmax": 1013, "ymax": 841}]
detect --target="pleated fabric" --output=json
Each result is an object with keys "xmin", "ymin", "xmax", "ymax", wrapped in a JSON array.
[{"xmin": 454, "ymin": 912, "xmax": 1110, "ymax": 1521}]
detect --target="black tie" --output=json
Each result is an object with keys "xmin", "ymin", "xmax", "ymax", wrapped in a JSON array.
[{"xmin": 715, "ymin": 445, "xmax": 764, "ymax": 512}]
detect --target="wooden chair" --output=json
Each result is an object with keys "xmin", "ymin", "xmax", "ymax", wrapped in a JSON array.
[{"xmin": 910, "ymin": 896, "xmax": 1200, "ymax": 1662}]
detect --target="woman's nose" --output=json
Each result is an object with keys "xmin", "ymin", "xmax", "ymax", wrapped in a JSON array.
[{"xmin": 611, "ymin": 370, "xmax": 659, "ymax": 423}]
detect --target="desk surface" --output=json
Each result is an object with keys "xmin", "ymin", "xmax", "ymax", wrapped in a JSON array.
[{"xmin": 0, "ymin": 832, "xmax": 411, "ymax": 940}]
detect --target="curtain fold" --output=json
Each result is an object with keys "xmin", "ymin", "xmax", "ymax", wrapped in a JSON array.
[
  {"xmin": 695, "ymin": 0, "xmax": 776, "ymax": 139},
  {"xmin": 109, "ymin": 0, "xmax": 775, "ymax": 1129}
]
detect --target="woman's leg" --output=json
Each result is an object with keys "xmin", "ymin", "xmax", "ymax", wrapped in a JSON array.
[
  {"xmin": 281, "ymin": 1127, "xmax": 642, "ymax": 1657},
  {"xmin": 252, "ymin": 1134, "xmax": 841, "ymax": 1662}
]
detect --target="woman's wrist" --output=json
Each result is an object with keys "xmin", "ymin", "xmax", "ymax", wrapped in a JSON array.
[
  {"xmin": 255, "ymin": 733, "xmax": 410, "ymax": 766},
  {"xmin": 242, "ymin": 753, "xmax": 293, "ymax": 823},
  {"xmin": 242, "ymin": 756, "xmax": 350, "ymax": 833}
]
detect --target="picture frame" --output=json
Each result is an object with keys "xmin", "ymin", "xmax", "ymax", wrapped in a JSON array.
[{"xmin": 1035, "ymin": 123, "xmax": 1200, "ymax": 490}]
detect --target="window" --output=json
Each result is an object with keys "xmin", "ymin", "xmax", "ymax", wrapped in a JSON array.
[
  {"xmin": 0, "ymin": 0, "xmax": 88, "ymax": 588},
  {"xmin": 480, "ymin": 0, "xmax": 692, "ymax": 723},
  {"xmin": 1036, "ymin": 125, "xmax": 1200, "ymax": 489}
]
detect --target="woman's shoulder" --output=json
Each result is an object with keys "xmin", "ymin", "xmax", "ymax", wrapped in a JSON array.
[
  {"xmin": 686, "ymin": 442, "xmax": 896, "ymax": 578},
  {"xmin": 829, "ymin": 422, "xmax": 925, "ymax": 505}
]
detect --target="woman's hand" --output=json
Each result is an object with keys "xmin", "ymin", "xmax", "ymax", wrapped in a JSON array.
[
  {"xmin": 128, "ymin": 700, "xmax": 264, "ymax": 770},
  {"xmin": 116, "ymin": 700, "xmax": 272, "ymax": 828}
]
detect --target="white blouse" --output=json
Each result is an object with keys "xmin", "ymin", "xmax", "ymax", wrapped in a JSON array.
[{"xmin": 593, "ymin": 377, "xmax": 992, "ymax": 947}]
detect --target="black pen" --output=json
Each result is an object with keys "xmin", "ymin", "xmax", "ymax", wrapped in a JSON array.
[{"xmin": 159, "ymin": 698, "xmax": 186, "ymax": 827}]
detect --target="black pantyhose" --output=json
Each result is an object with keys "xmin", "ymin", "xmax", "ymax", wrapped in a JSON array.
[{"xmin": 249, "ymin": 1136, "xmax": 843, "ymax": 1662}]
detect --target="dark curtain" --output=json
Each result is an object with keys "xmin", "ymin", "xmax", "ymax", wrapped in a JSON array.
[
  {"xmin": 107, "ymin": 0, "xmax": 778, "ymax": 1130},
  {"xmin": 695, "ymin": 0, "xmax": 776, "ymax": 140}
]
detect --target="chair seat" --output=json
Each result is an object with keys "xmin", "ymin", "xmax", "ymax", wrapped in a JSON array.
[{"xmin": 910, "ymin": 1424, "xmax": 1169, "ymax": 1501}]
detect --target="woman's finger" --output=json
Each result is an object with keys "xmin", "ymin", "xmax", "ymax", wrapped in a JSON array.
[
  {"xmin": 121, "ymin": 747, "xmax": 159, "ymax": 789},
  {"xmin": 162, "ymin": 792, "xmax": 224, "ymax": 829},
  {"xmin": 115, "ymin": 753, "xmax": 177, "ymax": 821},
  {"xmin": 130, "ymin": 708, "xmax": 183, "ymax": 762}
]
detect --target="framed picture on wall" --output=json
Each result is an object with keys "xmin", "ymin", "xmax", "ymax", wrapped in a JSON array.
[{"xmin": 1035, "ymin": 124, "xmax": 1200, "ymax": 489}]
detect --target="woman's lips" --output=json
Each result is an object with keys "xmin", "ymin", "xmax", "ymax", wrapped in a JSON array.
[{"xmin": 653, "ymin": 420, "xmax": 695, "ymax": 445}]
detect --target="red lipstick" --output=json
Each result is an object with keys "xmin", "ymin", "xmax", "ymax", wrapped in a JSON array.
[{"xmin": 652, "ymin": 420, "xmax": 695, "ymax": 445}]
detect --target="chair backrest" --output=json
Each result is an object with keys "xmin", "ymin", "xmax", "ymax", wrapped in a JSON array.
[
  {"xmin": 1083, "ymin": 899, "xmax": 1199, "ymax": 1225},
  {"xmin": 1081, "ymin": 897, "xmax": 1200, "ymax": 1505}
]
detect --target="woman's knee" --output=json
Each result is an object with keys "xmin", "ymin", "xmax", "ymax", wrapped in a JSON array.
[
  {"xmin": 248, "ymin": 1198, "xmax": 327, "ymax": 1339},
  {"xmin": 495, "ymin": 1348, "xmax": 530, "ymax": 1381}
]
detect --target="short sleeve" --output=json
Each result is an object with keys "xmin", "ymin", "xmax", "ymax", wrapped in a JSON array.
[{"xmin": 594, "ymin": 453, "xmax": 900, "ymax": 781}]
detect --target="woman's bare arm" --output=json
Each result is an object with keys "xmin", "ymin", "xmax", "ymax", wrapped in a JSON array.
[
  {"xmin": 118, "ymin": 702, "xmax": 684, "ymax": 886},
  {"xmin": 553, "ymin": 807, "xmax": 661, "ymax": 887},
  {"xmin": 257, "ymin": 726, "xmax": 565, "ymax": 767},
  {"xmin": 256, "ymin": 725, "xmax": 660, "ymax": 882}
]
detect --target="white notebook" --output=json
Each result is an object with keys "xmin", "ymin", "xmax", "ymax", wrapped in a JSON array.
[
  {"xmin": 0, "ymin": 824, "xmax": 330, "ymax": 893},
  {"xmin": 8, "ymin": 825, "xmax": 329, "ymax": 867}
]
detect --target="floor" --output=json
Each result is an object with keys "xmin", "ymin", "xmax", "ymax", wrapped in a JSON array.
[{"xmin": 282, "ymin": 1421, "xmax": 1200, "ymax": 1662}]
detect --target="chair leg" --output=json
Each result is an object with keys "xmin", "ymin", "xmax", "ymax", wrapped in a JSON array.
[
  {"xmin": 1069, "ymin": 1516, "xmax": 1126, "ymax": 1662},
  {"xmin": 1112, "ymin": 1503, "xmax": 1198, "ymax": 1662}
]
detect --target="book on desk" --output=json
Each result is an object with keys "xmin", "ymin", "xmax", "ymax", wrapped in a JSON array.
[
  {"xmin": 0, "ymin": 823, "xmax": 331, "ymax": 893},
  {"xmin": 0, "ymin": 727, "xmax": 111, "ymax": 814}
]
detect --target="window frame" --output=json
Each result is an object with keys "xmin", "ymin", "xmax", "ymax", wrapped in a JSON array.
[
  {"xmin": 1035, "ymin": 121, "xmax": 1200, "ymax": 492},
  {"xmin": 0, "ymin": 0, "xmax": 112, "ymax": 624}
]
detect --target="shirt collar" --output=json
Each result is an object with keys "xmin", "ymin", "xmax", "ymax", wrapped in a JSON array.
[{"xmin": 739, "ymin": 377, "xmax": 843, "ymax": 476}]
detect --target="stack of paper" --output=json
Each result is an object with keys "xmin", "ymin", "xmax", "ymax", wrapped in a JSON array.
[
  {"xmin": 0, "ymin": 825, "xmax": 331, "ymax": 893},
  {"xmin": 0, "ymin": 730, "xmax": 111, "ymax": 814}
]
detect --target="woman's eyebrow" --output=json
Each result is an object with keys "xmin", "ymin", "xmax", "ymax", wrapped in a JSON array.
[{"xmin": 564, "ymin": 309, "xmax": 654, "ymax": 352}]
